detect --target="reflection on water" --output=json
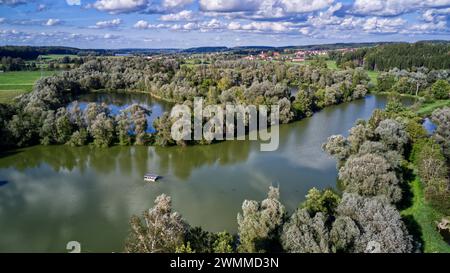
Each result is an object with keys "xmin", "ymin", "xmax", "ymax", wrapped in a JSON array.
[
  {"xmin": 0, "ymin": 95, "xmax": 408, "ymax": 252},
  {"xmin": 68, "ymin": 92, "xmax": 171, "ymax": 133}
]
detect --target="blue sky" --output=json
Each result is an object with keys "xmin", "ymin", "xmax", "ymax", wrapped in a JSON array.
[{"xmin": 0, "ymin": 0, "xmax": 449, "ymax": 48}]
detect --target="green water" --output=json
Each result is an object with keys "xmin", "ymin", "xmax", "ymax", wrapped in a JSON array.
[{"xmin": 0, "ymin": 95, "xmax": 407, "ymax": 252}]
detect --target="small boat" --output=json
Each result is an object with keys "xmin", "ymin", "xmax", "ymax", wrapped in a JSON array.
[{"xmin": 144, "ymin": 173, "xmax": 160, "ymax": 182}]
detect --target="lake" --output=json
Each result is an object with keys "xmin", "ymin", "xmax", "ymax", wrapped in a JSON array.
[{"xmin": 0, "ymin": 94, "xmax": 411, "ymax": 252}]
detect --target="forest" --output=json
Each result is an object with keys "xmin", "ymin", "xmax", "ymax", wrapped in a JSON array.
[{"xmin": 333, "ymin": 42, "xmax": 450, "ymax": 71}]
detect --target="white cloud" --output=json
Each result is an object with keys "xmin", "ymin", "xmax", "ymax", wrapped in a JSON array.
[
  {"xmin": 134, "ymin": 20, "xmax": 150, "ymax": 29},
  {"xmin": 44, "ymin": 19, "xmax": 62, "ymax": 26},
  {"xmin": 160, "ymin": 10, "xmax": 194, "ymax": 21},
  {"xmin": 404, "ymin": 20, "xmax": 448, "ymax": 34},
  {"xmin": 199, "ymin": 0, "xmax": 260, "ymax": 12},
  {"xmin": 103, "ymin": 33, "xmax": 119, "ymax": 39},
  {"xmin": 37, "ymin": 4, "xmax": 47, "ymax": 11},
  {"xmin": 307, "ymin": 3, "xmax": 343, "ymax": 27},
  {"xmin": 134, "ymin": 20, "xmax": 170, "ymax": 29},
  {"xmin": 161, "ymin": 0, "xmax": 193, "ymax": 9},
  {"xmin": 352, "ymin": 0, "xmax": 450, "ymax": 16},
  {"xmin": 93, "ymin": 0, "xmax": 148, "ymax": 13},
  {"xmin": 66, "ymin": 0, "xmax": 81, "ymax": 5},
  {"xmin": 0, "ymin": 0, "xmax": 29, "ymax": 6},
  {"xmin": 422, "ymin": 7, "xmax": 450, "ymax": 22},
  {"xmin": 227, "ymin": 21, "xmax": 296, "ymax": 33},
  {"xmin": 363, "ymin": 17, "xmax": 406, "ymax": 33},
  {"xmin": 0, "ymin": 18, "xmax": 5, "ymax": 24},
  {"xmin": 92, "ymin": 18, "xmax": 122, "ymax": 28},
  {"xmin": 279, "ymin": 0, "xmax": 334, "ymax": 13}
]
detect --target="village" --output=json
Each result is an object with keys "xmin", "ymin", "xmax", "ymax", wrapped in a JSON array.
[{"xmin": 243, "ymin": 48, "xmax": 356, "ymax": 63}]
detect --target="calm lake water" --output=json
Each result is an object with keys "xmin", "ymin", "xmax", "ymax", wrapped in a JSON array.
[
  {"xmin": 0, "ymin": 94, "xmax": 411, "ymax": 252},
  {"xmin": 68, "ymin": 92, "xmax": 171, "ymax": 133}
]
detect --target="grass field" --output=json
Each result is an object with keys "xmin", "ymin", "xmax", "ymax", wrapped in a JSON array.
[
  {"xmin": 367, "ymin": 70, "xmax": 379, "ymax": 85},
  {"xmin": 416, "ymin": 100, "xmax": 450, "ymax": 116},
  {"xmin": 38, "ymin": 54, "xmax": 78, "ymax": 60},
  {"xmin": 402, "ymin": 177, "xmax": 450, "ymax": 253},
  {"xmin": 0, "ymin": 70, "xmax": 58, "ymax": 103}
]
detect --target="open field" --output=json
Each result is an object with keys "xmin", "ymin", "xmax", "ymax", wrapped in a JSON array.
[
  {"xmin": 38, "ymin": 54, "xmax": 78, "ymax": 60},
  {"xmin": 367, "ymin": 70, "xmax": 379, "ymax": 85},
  {"xmin": 0, "ymin": 70, "xmax": 59, "ymax": 103},
  {"xmin": 402, "ymin": 177, "xmax": 450, "ymax": 253}
]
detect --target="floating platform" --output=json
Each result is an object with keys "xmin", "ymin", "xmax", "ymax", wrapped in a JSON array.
[{"xmin": 144, "ymin": 173, "xmax": 160, "ymax": 182}]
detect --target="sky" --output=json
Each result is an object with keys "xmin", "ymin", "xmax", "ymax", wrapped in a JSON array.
[{"xmin": 0, "ymin": 0, "xmax": 449, "ymax": 49}]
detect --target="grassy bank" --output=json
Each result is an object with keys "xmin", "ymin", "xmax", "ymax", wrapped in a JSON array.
[
  {"xmin": 0, "ymin": 70, "xmax": 58, "ymax": 103},
  {"xmin": 402, "ymin": 177, "xmax": 450, "ymax": 253},
  {"xmin": 416, "ymin": 100, "xmax": 450, "ymax": 116}
]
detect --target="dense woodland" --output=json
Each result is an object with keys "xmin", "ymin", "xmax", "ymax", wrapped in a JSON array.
[{"xmin": 333, "ymin": 42, "xmax": 450, "ymax": 71}]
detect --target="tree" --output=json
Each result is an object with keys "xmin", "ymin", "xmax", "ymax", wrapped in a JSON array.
[
  {"xmin": 153, "ymin": 112, "xmax": 176, "ymax": 147},
  {"xmin": 430, "ymin": 79, "xmax": 450, "ymax": 100},
  {"xmin": 281, "ymin": 209, "xmax": 330, "ymax": 253},
  {"xmin": 129, "ymin": 104, "xmax": 149, "ymax": 145},
  {"xmin": 278, "ymin": 98, "xmax": 294, "ymax": 124},
  {"xmin": 67, "ymin": 129, "xmax": 88, "ymax": 147},
  {"xmin": 322, "ymin": 135, "xmax": 351, "ymax": 167},
  {"xmin": 237, "ymin": 186, "xmax": 286, "ymax": 253},
  {"xmin": 375, "ymin": 119, "xmax": 409, "ymax": 154},
  {"xmin": 329, "ymin": 216, "xmax": 360, "ymax": 253},
  {"xmin": 431, "ymin": 107, "xmax": 450, "ymax": 160},
  {"xmin": 292, "ymin": 88, "xmax": 314, "ymax": 118},
  {"xmin": 336, "ymin": 193, "xmax": 413, "ymax": 253},
  {"xmin": 55, "ymin": 107, "xmax": 73, "ymax": 144},
  {"xmin": 89, "ymin": 113, "xmax": 115, "ymax": 148},
  {"xmin": 125, "ymin": 194, "xmax": 188, "ymax": 253},
  {"xmin": 302, "ymin": 188, "xmax": 340, "ymax": 216},
  {"xmin": 39, "ymin": 110, "xmax": 56, "ymax": 145},
  {"xmin": 338, "ymin": 153, "xmax": 402, "ymax": 203},
  {"xmin": 212, "ymin": 232, "xmax": 234, "ymax": 253},
  {"xmin": 116, "ymin": 112, "xmax": 131, "ymax": 146}
]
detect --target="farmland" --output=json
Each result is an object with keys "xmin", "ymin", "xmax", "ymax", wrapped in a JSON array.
[{"xmin": 0, "ymin": 70, "xmax": 59, "ymax": 103}]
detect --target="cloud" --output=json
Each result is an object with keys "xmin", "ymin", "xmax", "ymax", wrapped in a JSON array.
[
  {"xmin": 199, "ymin": 0, "xmax": 260, "ymax": 12},
  {"xmin": 160, "ymin": 10, "xmax": 195, "ymax": 21},
  {"xmin": 199, "ymin": 0, "xmax": 335, "ymax": 20},
  {"xmin": 352, "ymin": 0, "xmax": 450, "ymax": 16},
  {"xmin": 422, "ymin": 7, "xmax": 450, "ymax": 22},
  {"xmin": 103, "ymin": 33, "xmax": 120, "ymax": 39},
  {"xmin": 404, "ymin": 20, "xmax": 448, "ymax": 34},
  {"xmin": 0, "ymin": 0, "xmax": 29, "ymax": 6},
  {"xmin": 37, "ymin": 4, "xmax": 46, "ymax": 11},
  {"xmin": 66, "ymin": 0, "xmax": 81, "ymax": 5},
  {"xmin": 279, "ymin": 0, "xmax": 335, "ymax": 13},
  {"xmin": 0, "ymin": 18, "xmax": 5, "ymax": 24},
  {"xmin": 44, "ymin": 19, "xmax": 62, "ymax": 26},
  {"xmin": 161, "ymin": 0, "xmax": 193, "ymax": 9},
  {"xmin": 227, "ymin": 21, "xmax": 296, "ymax": 33},
  {"xmin": 92, "ymin": 18, "xmax": 122, "ymax": 28},
  {"xmin": 363, "ymin": 17, "xmax": 406, "ymax": 33},
  {"xmin": 91, "ymin": 0, "xmax": 191, "ymax": 14},
  {"xmin": 92, "ymin": 0, "xmax": 148, "ymax": 13}
]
